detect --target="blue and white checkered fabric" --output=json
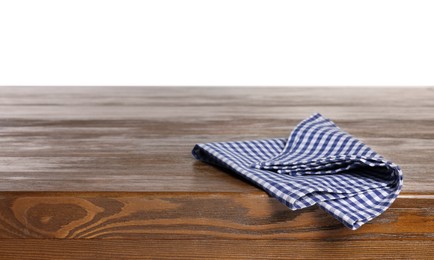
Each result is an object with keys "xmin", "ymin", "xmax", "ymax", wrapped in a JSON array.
[{"xmin": 192, "ymin": 113, "xmax": 403, "ymax": 229}]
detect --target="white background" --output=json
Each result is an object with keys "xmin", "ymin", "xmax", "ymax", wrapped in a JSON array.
[{"xmin": 0, "ymin": 0, "xmax": 433, "ymax": 86}]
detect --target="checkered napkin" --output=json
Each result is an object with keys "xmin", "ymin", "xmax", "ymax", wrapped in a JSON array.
[{"xmin": 192, "ymin": 113, "xmax": 403, "ymax": 229}]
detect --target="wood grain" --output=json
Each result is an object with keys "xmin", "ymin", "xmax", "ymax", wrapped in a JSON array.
[
  {"xmin": 0, "ymin": 239, "xmax": 433, "ymax": 260},
  {"xmin": 0, "ymin": 193, "xmax": 432, "ymax": 240},
  {"xmin": 0, "ymin": 87, "xmax": 433, "ymax": 258},
  {"xmin": 0, "ymin": 87, "xmax": 433, "ymax": 193}
]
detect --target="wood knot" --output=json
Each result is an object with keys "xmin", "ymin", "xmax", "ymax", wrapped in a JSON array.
[
  {"xmin": 12, "ymin": 197, "xmax": 104, "ymax": 238},
  {"xmin": 26, "ymin": 203, "xmax": 87, "ymax": 232}
]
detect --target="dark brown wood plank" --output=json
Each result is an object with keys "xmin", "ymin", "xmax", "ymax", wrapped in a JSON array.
[
  {"xmin": 0, "ymin": 193, "xmax": 432, "ymax": 239},
  {"xmin": 0, "ymin": 239, "xmax": 432, "ymax": 260}
]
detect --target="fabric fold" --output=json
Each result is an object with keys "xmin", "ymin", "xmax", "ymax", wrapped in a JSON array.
[{"xmin": 191, "ymin": 113, "xmax": 403, "ymax": 229}]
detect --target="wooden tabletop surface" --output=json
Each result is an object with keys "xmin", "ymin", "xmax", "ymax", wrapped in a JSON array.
[{"xmin": 0, "ymin": 87, "xmax": 433, "ymax": 259}]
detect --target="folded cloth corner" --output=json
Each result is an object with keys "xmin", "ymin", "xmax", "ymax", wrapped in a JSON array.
[{"xmin": 191, "ymin": 113, "xmax": 403, "ymax": 230}]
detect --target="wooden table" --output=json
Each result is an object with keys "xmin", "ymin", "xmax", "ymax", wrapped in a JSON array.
[{"xmin": 0, "ymin": 87, "xmax": 432, "ymax": 259}]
